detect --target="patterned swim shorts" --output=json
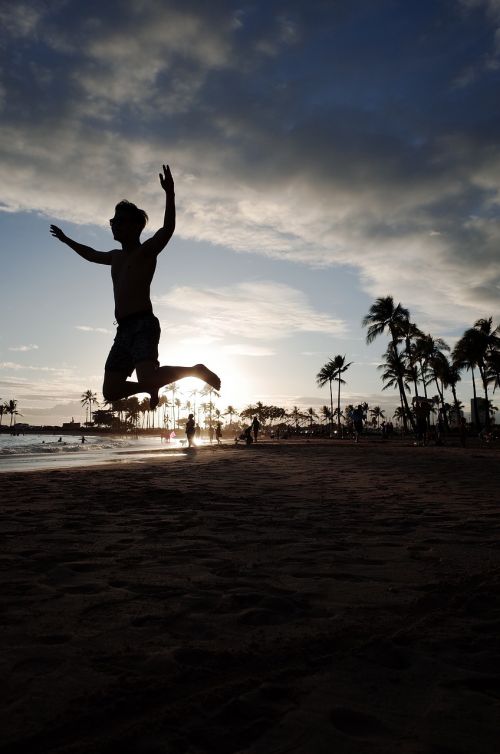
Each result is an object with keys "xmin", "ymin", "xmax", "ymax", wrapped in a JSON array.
[{"xmin": 105, "ymin": 311, "xmax": 161, "ymax": 376}]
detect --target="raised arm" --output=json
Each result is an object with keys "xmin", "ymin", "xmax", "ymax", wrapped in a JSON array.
[
  {"xmin": 50, "ymin": 225, "xmax": 113, "ymax": 265},
  {"xmin": 142, "ymin": 164, "xmax": 176, "ymax": 257}
]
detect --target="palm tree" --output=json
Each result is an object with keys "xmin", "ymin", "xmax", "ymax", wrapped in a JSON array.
[
  {"xmin": 6, "ymin": 399, "xmax": 20, "ymax": 427},
  {"xmin": 188, "ymin": 388, "xmax": 199, "ymax": 417},
  {"xmin": 320, "ymin": 405, "xmax": 332, "ymax": 426},
  {"xmin": 332, "ymin": 407, "xmax": 344, "ymax": 432},
  {"xmin": 268, "ymin": 406, "xmax": 286, "ymax": 428},
  {"xmin": 423, "ymin": 338, "xmax": 451, "ymax": 431},
  {"xmin": 201, "ymin": 384, "xmax": 220, "ymax": 439},
  {"xmin": 486, "ymin": 348, "xmax": 500, "ymax": 393},
  {"xmin": 159, "ymin": 394, "xmax": 170, "ymax": 430},
  {"xmin": 289, "ymin": 405, "xmax": 306, "ymax": 430},
  {"xmin": 472, "ymin": 318, "xmax": 500, "ymax": 426},
  {"xmin": 175, "ymin": 397, "xmax": 182, "ymax": 428},
  {"xmin": 363, "ymin": 296, "xmax": 415, "ymax": 431},
  {"xmin": 307, "ymin": 407, "xmax": 318, "ymax": 426},
  {"xmin": 0, "ymin": 402, "xmax": 5, "ymax": 426},
  {"xmin": 317, "ymin": 362, "xmax": 336, "ymax": 433},
  {"xmin": 81, "ymin": 390, "xmax": 98, "ymax": 425},
  {"xmin": 379, "ymin": 344, "xmax": 411, "ymax": 422},
  {"xmin": 125, "ymin": 397, "xmax": 140, "ymax": 429},
  {"xmin": 392, "ymin": 406, "xmax": 406, "ymax": 426},
  {"xmin": 224, "ymin": 405, "xmax": 238, "ymax": 426},
  {"xmin": 453, "ymin": 329, "xmax": 483, "ymax": 429},
  {"xmin": 166, "ymin": 383, "xmax": 179, "ymax": 429},
  {"xmin": 317, "ymin": 355, "xmax": 352, "ymax": 435},
  {"xmin": 138, "ymin": 397, "xmax": 150, "ymax": 428},
  {"xmin": 105, "ymin": 398, "xmax": 128, "ymax": 428},
  {"xmin": 399, "ymin": 320, "xmax": 424, "ymax": 396},
  {"xmin": 448, "ymin": 399, "xmax": 464, "ymax": 426},
  {"xmin": 370, "ymin": 406, "xmax": 385, "ymax": 427},
  {"xmin": 440, "ymin": 359, "xmax": 462, "ymax": 427}
]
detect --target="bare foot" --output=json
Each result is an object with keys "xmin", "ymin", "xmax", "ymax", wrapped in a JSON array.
[{"xmin": 193, "ymin": 364, "xmax": 221, "ymax": 391}]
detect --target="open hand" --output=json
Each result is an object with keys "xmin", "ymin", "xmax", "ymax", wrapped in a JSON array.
[
  {"xmin": 50, "ymin": 225, "xmax": 67, "ymax": 242},
  {"xmin": 159, "ymin": 164, "xmax": 174, "ymax": 194}
]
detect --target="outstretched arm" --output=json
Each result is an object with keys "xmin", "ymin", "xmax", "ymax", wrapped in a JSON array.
[
  {"xmin": 50, "ymin": 225, "xmax": 113, "ymax": 265},
  {"xmin": 142, "ymin": 164, "xmax": 176, "ymax": 257}
]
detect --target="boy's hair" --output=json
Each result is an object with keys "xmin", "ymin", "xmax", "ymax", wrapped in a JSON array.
[{"xmin": 115, "ymin": 200, "xmax": 148, "ymax": 232}]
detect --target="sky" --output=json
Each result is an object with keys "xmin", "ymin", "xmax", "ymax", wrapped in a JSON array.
[{"xmin": 1, "ymin": 0, "xmax": 500, "ymax": 426}]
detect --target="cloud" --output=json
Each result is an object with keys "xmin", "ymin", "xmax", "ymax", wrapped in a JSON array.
[
  {"xmin": 0, "ymin": 0, "xmax": 499, "ymax": 333},
  {"xmin": 155, "ymin": 281, "xmax": 346, "ymax": 340},
  {"xmin": 0, "ymin": 361, "xmax": 72, "ymax": 373},
  {"xmin": 0, "ymin": 1, "xmax": 45, "ymax": 38},
  {"xmin": 222, "ymin": 344, "xmax": 275, "ymax": 356},
  {"xmin": 8, "ymin": 344, "xmax": 39, "ymax": 351},
  {"xmin": 76, "ymin": 325, "xmax": 113, "ymax": 334}
]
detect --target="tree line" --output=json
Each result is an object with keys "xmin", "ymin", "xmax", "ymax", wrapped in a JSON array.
[
  {"xmin": 0, "ymin": 399, "xmax": 20, "ymax": 427},
  {"xmin": 4, "ymin": 295, "xmax": 498, "ymax": 436},
  {"xmin": 316, "ymin": 296, "xmax": 499, "ymax": 434}
]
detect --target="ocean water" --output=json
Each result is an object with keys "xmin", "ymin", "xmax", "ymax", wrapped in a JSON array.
[{"xmin": 0, "ymin": 433, "xmax": 192, "ymax": 472}]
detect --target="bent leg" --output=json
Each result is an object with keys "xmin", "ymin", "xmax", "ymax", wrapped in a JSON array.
[
  {"xmin": 102, "ymin": 371, "xmax": 142, "ymax": 402},
  {"xmin": 136, "ymin": 361, "xmax": 221, "ymax": 409},
  {"xmin": 104, "ymin": 362, "xmax": 222, "ymax": 409}
]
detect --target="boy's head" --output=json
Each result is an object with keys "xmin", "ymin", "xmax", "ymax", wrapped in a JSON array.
[{"xmin": 110, "ymin": 200, "xmax": 148, "ymax": 241}]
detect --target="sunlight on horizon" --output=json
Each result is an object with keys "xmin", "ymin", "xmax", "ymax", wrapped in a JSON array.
[{"xmin": 157, "ymin": 343, "xmax": 253, "ymax": 409}]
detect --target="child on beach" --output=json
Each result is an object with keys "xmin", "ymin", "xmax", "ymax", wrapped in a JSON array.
[
  {"xmin": 186, "ymin": 413, "xmax": 196, "ymax": 448},
  {"xmin": 50, "ymin": 165, "xmax": 220, "ymax": 409},
  {"xmin": 215, "ymin": 421, "xmax": 222, "ymax": 445}
]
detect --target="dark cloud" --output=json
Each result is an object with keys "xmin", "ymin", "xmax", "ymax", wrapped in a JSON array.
[{"xmin": 1, "ymin": 0, "xmax": 499, "ymax": 327}]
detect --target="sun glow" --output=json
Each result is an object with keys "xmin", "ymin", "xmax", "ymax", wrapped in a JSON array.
[{"xmin": 157, "ymin": 343, "xmax": 253, "ymax": 410}]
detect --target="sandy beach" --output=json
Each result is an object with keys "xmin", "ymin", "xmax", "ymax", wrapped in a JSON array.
[{"xmin": 2, "ymin": 440, "xmax": 499, "ymax": 754}]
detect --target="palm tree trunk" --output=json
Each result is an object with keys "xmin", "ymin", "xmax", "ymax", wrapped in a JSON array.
[
  {"xmin": 450, "ymin": 383, "xmax": 461, "ymax": 426},
  {"xmin": 433, "ymin": 377, "xmax": 449, "ymax": 432},
  {"xmin": 471, "ymin": 366, "xmax": 481, "ymax": 430},
  {"xmin": 478, "ymin": 362, "xmax": 490, "ymax": 428},
  {"xmin": 406, "ymin": 338, "xmax": 419, "ymax": 398},
  {"xmin": 391, "ymin": 334, "xmax": 415, "ymax": 431},
  {"xmin": 337, "ymin": 373, "xmax": 341, "ymax": 435},
  {"xmin": 418, "ymin": 358, "xmax": 428, "ymax": 399},
  {"xmin": 329, "ymin": 379, "xmax": 334, "ymax": 435}
]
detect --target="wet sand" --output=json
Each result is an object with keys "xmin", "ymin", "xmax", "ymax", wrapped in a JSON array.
[{"xmin": 2, "ymin": 440, "xmax": 500, "ymax": 753}]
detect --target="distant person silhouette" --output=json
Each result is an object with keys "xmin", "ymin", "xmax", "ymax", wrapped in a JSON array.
[
  {"xmin": 50, "ymin": 165, "xmax": 220, "ymax": 409},
  {"xmin": 186, "ymin": 413, "xmax": 196, "ymax": 448},
  {"xmin": 413, "ymin": 397, "xmax": 430, "ymax": 446},
  {"xmin": 351, "ymin": 405, "xmax": 363, "ymax": 442},
  {"xmin": 215, "ymin": 421, "xmax": 222, "ymax": 444},
  {"xmin": 251, "ymin": 416, "xmax": 261, "ymax": 442}
]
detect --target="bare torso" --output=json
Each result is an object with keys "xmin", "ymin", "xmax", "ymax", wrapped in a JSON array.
[{"xmin": 111, "ymin": 246, "xmax": 157, "ymax": 320}]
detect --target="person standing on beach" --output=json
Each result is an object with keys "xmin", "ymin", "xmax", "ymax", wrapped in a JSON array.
[
  {"xmin": 215, "ymin": 421, "xmax": 222, "ymax": 445},
  {"xmin": 351, "ymin": 405, "xmax": 363, "ymax": 443},
  {"xmin": 50, "ymin": 165, "xmax": 221, "ymax": 410},
  {"xmin": 413, "ymin": 397, "xmax": 430, "ymax": 446},
  {"xmin": 186, "ymin": 413, "xmax": 196, "ymax": 448},
  {"xmin": 251, "ymin": 416, "xmax": 261, "ymax": 442}
]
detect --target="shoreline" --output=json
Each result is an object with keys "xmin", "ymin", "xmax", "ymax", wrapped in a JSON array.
[
  {"xmin": 2, "ymin": 442, "xmax": 500, "ymax": 752},
  {"xmin": 1, "ymin": 434, "xmax": 497, "ymax": 475}
]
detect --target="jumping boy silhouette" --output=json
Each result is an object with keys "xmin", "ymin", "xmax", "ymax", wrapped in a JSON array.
[{"xmin": 50, "ymin": 165, "xmax": 220, "ymax": 409}]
